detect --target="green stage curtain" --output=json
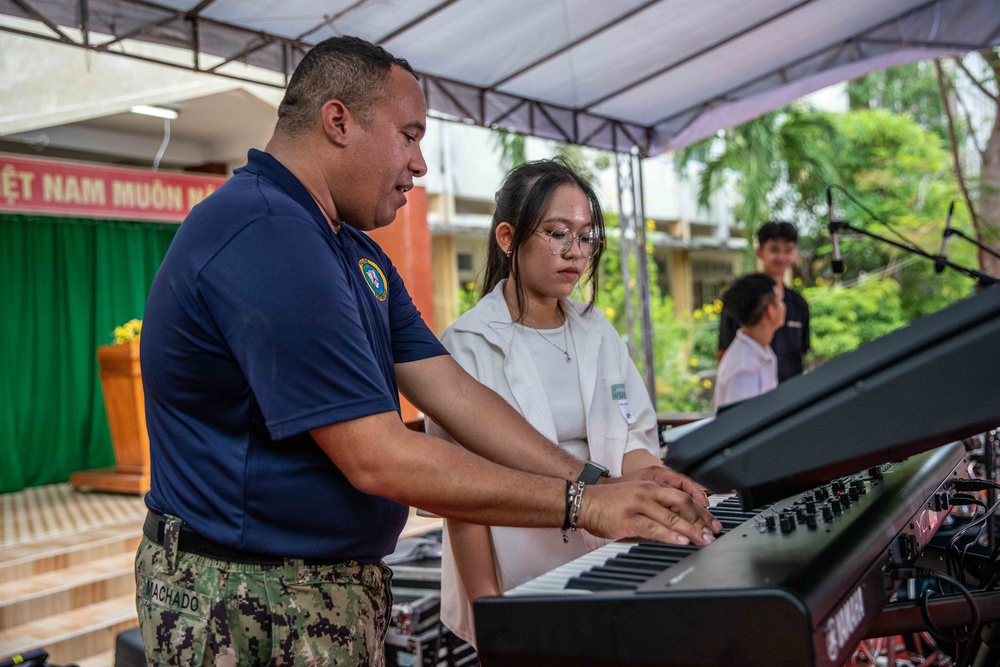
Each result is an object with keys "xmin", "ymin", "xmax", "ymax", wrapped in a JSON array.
[{"xmin": 0, "ymin": 214, "xmax": 177, "ymax": 493}]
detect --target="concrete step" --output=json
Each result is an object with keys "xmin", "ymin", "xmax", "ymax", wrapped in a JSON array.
[
  {"xmin": 0, "ymin": 595, "xmax": 138, "ymax": 665},
  {"xmin": 0, "ymin": 522, "xmax": 141, "ymax": 584},
  {"xmin": 0, "ymin": 551, "xmax": 136, "ymax": 629},
  {"xmin": 75, "ymin": 648, "xmax": 116, "ymax": 667}
]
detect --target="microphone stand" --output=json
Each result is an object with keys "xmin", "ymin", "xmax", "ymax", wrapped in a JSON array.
[
  {"xmin": 829, "ymin": 220, "xmax": 1000, "ymax": 288},
  {"xmin": 944, "ymin": 227, "xmax": 1000, "ymax": 262}
]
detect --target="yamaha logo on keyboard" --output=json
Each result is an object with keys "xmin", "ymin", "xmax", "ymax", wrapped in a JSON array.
[{"xmin": 825, "ymin": 586, "xmax": 865, "ymax": 662}]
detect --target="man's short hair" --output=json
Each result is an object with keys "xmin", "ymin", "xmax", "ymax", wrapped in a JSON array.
[
  {"xmin": 757, "ymin": 221, "xmax": 799, "ymax": 245},
  {"xmin": 722, "ymin": 273, "xmax": 778, "ymax": 327},
  {"xmin": 277, "ymin": 35, "xmax": 416, "ymax": 136}
]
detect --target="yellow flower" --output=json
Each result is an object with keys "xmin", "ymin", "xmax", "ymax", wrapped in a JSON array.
[
  {"xmin": 693, "ymin": 310, "xmax": 702, "ymax": 320},
  {"xmin": 689, "ymin": 356, "xmax": 699, "ymax": 367},
  {"xmin": 702, "ymin": 379, "xmax": 713, "ymax": 389},
  {"xmin": 713, "ymin": 299, "xmax": 723, "ymax": 313},
  {"xmin": 464, "ymin": 281, "xmax": 475, "ymax": 291},
  {"xmin": 603, "ymin": 307, "xmax": 616, "ymax": 319},
  {"xmin": 113, "ymin": 318, "xmax": 142, "ymax": 344},
  {"xmin": 793, "ymin": 277, "xmax": 803, "ymax": 287},
  {"xmin": 646, "ymin": 219, "xmax": 656, "ymax": 232},
  {"xmin": 688, "ymin": 375, "xmax": 699, "ymax": 384}
]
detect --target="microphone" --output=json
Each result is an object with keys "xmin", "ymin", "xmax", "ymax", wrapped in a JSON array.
[
  {"xmin": 935, "ymin": 201, "xmax": 955, "ymax": 274},
  {"xmin": 828, "ymin": 188, "xmax": 843, "ymax": 274}
]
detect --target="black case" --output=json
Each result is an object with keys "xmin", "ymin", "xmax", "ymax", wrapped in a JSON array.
[
  {"xmin": 114, "ymin": 627, "xmax": 146, "ymax": 667},
  {"xmin": 385, "ymin": 587, "xmax": 476, "ymax": 667}
]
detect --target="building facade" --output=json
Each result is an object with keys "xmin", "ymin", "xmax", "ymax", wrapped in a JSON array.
[{"xmin": 1, "ymin": 19, "xmax": 746, "ymax": 337}]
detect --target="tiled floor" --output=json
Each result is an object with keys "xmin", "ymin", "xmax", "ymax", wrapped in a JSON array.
[{"xmin": 0, "ymin": 484, "xmax": 146, "ymax": 550}]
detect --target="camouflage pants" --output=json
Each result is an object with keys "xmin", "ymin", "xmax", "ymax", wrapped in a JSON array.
[{"xmin": 135, "ymin": 531, "xmax": 393, "ymax": 667}]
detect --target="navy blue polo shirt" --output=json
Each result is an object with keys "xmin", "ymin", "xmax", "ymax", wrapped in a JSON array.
[
  {"xmin": 142, "ymin": 149, "xmax": 447, "ymax": 562},
  {"xmin": 718, "ymin": 287, "xmax": 810, "ymax": 383}
]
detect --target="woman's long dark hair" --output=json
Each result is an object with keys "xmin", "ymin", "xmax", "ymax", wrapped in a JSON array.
[{"xmin": 481, "ymin": 157, "xmax": 606, "ymax": 321}]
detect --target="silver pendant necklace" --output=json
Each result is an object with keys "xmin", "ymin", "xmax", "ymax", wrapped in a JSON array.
[{"xmin": 531, "ymin": 319, "xmax": 572, "ymax": 363}]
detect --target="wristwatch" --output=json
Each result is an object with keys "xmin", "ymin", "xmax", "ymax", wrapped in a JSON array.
[{"xmin": 577, "ymin": 460, "xmax": 611, "ymax": 485}]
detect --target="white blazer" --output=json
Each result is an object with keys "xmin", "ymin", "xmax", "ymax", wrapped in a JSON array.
[{"xmin": 426, "ymin": 281, "xmax": 659, "ymax": 648}]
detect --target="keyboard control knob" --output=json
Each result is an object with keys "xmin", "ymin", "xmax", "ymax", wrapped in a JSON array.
[{"xmin": 822, "ymin": 505, "xmax": 834, "ymax": 522}]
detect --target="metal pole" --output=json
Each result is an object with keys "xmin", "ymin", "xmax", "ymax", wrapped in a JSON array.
[
  {"xmin": 615, "ymin": 150, "xmax": 656, "ymax": 402},
  {"xmin": 615, "ymin": 152, "xmax": 636, "ymax": 360},
  {"xmin": 631, "ymin": 148, "xmax": 656, "ymax": 402}
]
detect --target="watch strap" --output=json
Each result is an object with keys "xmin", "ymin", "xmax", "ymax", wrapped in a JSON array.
[{"xmin": 577, "ymin": 460, "xmax": 610, "ymax": 485}]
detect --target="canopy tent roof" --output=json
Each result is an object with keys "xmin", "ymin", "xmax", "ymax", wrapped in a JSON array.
[{"xmin": 2, "ymin": 0, "xmax": 999, "ymax": 156}]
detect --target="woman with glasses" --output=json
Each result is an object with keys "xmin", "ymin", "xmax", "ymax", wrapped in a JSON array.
[{"xmin": 426, "ymin": 158, "xmax": 673, "ymax": 649}]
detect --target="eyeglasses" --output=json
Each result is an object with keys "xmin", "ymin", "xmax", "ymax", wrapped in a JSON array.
[{"xmin": 534, "ymin": 229, "xmax": 602, "ymax": 258}]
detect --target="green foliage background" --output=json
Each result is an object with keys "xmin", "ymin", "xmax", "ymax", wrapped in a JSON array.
[
  {"xmin": 802, "ymin": 279, "xmax": 907, "ymax": 364},
  {"xmin": 595, "ymin": 227, "xmax": 716, "ymax": 412},
  {"xmin": 477, "ymin": 59, "xmax": 991, "ymax": 412}
]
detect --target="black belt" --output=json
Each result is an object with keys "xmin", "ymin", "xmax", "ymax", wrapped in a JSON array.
[{"xmin": 143, "ymin": 511, "xmax": 339, "ymax": 566}]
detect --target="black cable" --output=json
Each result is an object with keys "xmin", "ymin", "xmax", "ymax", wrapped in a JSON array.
[
  {"xmin": 948, "ymin": 504, "xmax": 981, "ymax": 580},
  {"xmin": 886, "ymin": 565, "xmax": 981, "ymax": 666},
  {"xmin": 953, "ymin": 479, "xmax": 1000, "ymax": 492},
  {"xmin": 946, "ymin": 496, "xmax": 999, "ymax": 583},
  {"xmin": 954, "ymin": 498, "xmax": 1000, "ymax": 585},
  {"xmin": 0, "ymin": 651, "xmax": 48, "ymax": 667},
  {"xmin": 918, "ymin": 571, "xmax": 980, "ymax": 667},
  {"xmin": 951, "ymin": 494, "xmax": 989, "ymax": 510},
  {"xmin": 828, "ymin": 184, "xmax": 930, "ymax": 254}
]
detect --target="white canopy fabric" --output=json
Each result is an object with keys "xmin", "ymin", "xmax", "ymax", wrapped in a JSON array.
[{"xmin": 2, "ymin": 0, "xmax": 999, "ymax": 155}]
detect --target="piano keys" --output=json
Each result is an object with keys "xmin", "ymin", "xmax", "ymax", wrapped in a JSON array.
[
  {"xmin": 474, "ymin": 442, "xmax": 967, "ymax": 667},
  {"xmin": 507, "ymin": 496, "xmax": 756, "ymax": 597}
]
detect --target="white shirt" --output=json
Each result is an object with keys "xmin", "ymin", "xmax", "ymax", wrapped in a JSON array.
[
  {"xmin": 713, "ymin": 329, "xmax": 778, "ymax": 410},
  {"xmin": 425, "ymin": 281, "xmax": 659, "ymax": 648},
  {"xmin": 515, "ymin": 322, "xmax": 589, "ymax": 461}
]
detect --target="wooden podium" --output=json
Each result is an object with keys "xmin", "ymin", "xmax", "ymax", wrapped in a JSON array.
[{"xmin": 70, "ymin": 339, "xmax": 150, "ymax": 494}]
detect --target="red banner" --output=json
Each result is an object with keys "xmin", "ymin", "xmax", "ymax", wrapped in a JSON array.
[{"xmin": 0, "ymin": 153, "xmax": 228, "ymax": 223}]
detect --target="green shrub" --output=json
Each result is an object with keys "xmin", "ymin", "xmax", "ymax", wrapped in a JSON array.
[{"xmin": 802, "ymin": 278, "xmax": 906, "ymax": 365}]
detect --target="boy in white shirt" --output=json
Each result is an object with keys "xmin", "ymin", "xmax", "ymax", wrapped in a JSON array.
[{"xmin": 713, "ymin": 273, "xmax": 787, "ymax": 411}]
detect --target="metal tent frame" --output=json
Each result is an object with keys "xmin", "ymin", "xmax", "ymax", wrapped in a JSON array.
[{"xmin": 3, "ymin": 0, "xmax": 999, "ymax": 396}]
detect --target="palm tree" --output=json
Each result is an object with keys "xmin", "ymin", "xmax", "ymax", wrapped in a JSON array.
[{"xmin": 675, "ymin": 104, "xmax": 840, "ymax": 240}]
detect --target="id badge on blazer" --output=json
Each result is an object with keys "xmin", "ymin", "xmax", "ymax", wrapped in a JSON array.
[{"xmin": 612, "ymin": 383, "xmax": 637, "ymax": 424}]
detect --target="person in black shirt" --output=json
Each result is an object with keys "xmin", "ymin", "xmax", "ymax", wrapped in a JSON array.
[{"xmin": 717, "ymin": 221, "xmax": 810, "ymax": 382}]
